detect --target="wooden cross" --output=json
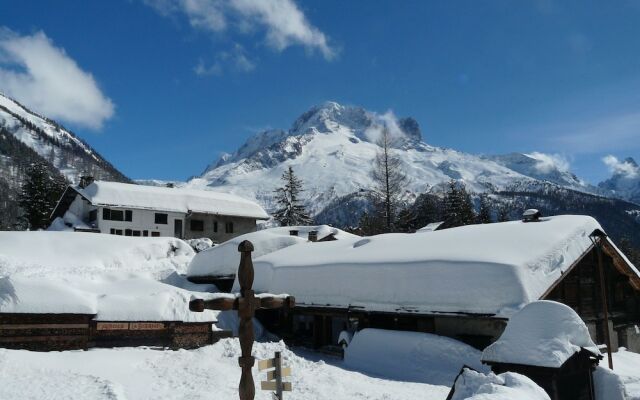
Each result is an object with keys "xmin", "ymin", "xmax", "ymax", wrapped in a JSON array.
[{"xmin": 189, "ymin": 240, "xmax": 295, "ymax": 400}]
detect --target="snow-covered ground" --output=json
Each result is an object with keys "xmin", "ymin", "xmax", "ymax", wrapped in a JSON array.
[
  {"xmin": 0, "ymin": 339, "xmax": 450, "ymax": 400},
  {"xmin": 1, "ymin": 339, "xmax": 639, "ymax": 400}
]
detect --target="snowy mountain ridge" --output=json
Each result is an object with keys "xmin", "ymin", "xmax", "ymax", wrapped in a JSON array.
[
  {"xmin": 0, "ymin": 92, "xmax": 127, "ymax": 184},
  {"xmin": 189, "ymin": 102, "xmax": 578, "ymax": 218}
]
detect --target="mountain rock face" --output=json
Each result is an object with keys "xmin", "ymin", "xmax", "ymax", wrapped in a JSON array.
[
  {"xmin": 0, "ymin": 93, "xmax": 129, "ymax": 229},
  {"xmin": 190, "ymin": 102, "xmax": 640, "ymax": 245},
  {"xmin": 598, "ymin": 157, "xmax": 640, "ymax": 205},
  {"xmin": 191, "ymin": 101, "xmax": 536, "ymax": 217}
]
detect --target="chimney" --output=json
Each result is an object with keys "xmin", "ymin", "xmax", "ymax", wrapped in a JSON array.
[
  {"xmin": 522, "ymin": 209, "xmax": 542, "ymax": 222},
  {"xmin": 289, "ymin": 230, "xmax": 299, "ymax": 237},
  {"xmin": 79, "ymin": 176, "xmax": 94, "ymax": 189},
  {"xmin": 166, "ymin": 183, "xmax": 175, "ymax": 188},
  {"xmin": 308, "ymin": 231, "xmax": 318, "ymax": 242}
]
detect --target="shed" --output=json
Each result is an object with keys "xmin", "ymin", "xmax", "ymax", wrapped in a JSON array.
[{"xmin": 481, "ymin": 301, "xmax": 602, "ymax": 400}]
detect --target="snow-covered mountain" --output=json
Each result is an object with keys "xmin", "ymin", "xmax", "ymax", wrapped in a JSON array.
[
  {"xmin": 190, "ymin": 102, "xmax": 593, "ymax": 217},
  {"xmin": 598, "ymin": 157, "xmax": 640, "ymax": 205},
  {"xmin": 0, "ymin": 93, "xmax": 128, "ymax": 229},
  {"xmin": 187, "ymin": 101, "xmax": 640, "ymax": 240},
  {"xmin": 0, "ymin": 93, "xmax": 128, "ymax": 184},
  {"xmin": 486, "ymin": 152, "xmax": 594, "ymax": 193}
]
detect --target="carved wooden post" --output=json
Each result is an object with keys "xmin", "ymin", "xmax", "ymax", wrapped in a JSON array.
[
  {"xmin": 237, "ymin": 240, "xmax": 256, "ymax": 400},
  {"xmin": 189, "ymin": 240, "xmax": 295, "ymax": 400}
]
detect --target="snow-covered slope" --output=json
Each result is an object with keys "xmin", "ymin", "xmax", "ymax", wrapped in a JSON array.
[
  {"xmin": 487, "ymin": 152, "xmax": 593, "ymax": 193},
  {"xmin": 191, "ymin": 102, "xmax": 537, "ymax": 217},
  {"xmin": 0, "ymin": 92, "xmax": 128, "ymax": 184},
  {"xmin": 598, "ymin": 157, "xmax": 640, "ymax": 205}
]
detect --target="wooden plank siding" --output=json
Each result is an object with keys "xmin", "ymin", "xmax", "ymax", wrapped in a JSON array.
[{"xmin": 0, "ymin": 313, "xmax": 230, "ymax": 351}]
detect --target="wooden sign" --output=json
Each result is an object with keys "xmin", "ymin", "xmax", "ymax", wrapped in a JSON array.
[
  {"xmin": 96, "ymin": 322, "xmax": 129, "ymax": 330},
  {"xmin": 260, "ymin": 382, "xmax": 291, "ymax": 392},
  {"xmin": 266, "ymin": 368, "xmax": 291, "ymax": 381},
  {"xmin": 258, "ymin": 358, "xmax": 275, "ymax": 371},
  {"xmin": 130, "ymin": 322, "xmax": 165, "ymax": 330}
]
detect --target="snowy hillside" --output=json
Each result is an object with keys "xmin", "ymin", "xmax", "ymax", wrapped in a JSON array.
[
  {"xmin": 599, "ymin": 157, "xmax": 640, "ymax": 205},
  {"xmin": 191, "ymin": 102, "xmax": 537, "ymax": 217},
  {"xmin": 0, "ymin": 92, "xmax": 127, "ymax": 184}
]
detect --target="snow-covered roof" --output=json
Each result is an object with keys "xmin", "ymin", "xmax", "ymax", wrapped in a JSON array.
[
  {"xmin": 0, "ymin": 231, "xmax": 217, "ymax": 322},
  {"xmin": 75, "ymin": 181, "xmax": 269, "ymax": 219},
  {"xmin": 481, "ymin": 301, "xmax": 600, "ymax": 368},
  {"xmin": 188, "ymin": 225, "xmax": 358, "ymax": 278},
  {"xmin": 449, "ymin": 368, "xmax": 551, "ymax": 400},
  {"xmin": 249, "ymin": 215, "xmax": 626, "ymax": 317}
]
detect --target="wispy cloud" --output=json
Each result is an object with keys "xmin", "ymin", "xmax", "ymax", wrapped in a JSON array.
[
  {"xmin": 602, "ymin": 155, "xmax": 639, "ymax": 178},
  {"xmin": 144, "ymin": 0, "xmax": 337, "ymax": 73},
  {"xmin": 526, "ymin": 152, "xmax": 571, "ymax": 173},
  {"xmin": 548, "ymin": 111, "xmax": 640, "ymax": 154},
  {"xmin": 194, "ymin": 43, "xmax": 255, "ymax": 76},
  {"xmin": 0, "ymin": 29, "xmax": 114, "ymax": 130}
]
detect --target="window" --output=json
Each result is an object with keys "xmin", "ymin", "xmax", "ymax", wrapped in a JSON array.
[
  {"xmin": 103, "ymin": 208, "xmax": 124, "ymax": 221},
  {"xmin": 213, "ymin": 221, "xmax": 218, "ymax": 233},
  {"xmin": 155, "ymin": 213, "xmax": 168, "ymax": 224},
  {"xmin": 143, "ymin": 230, "xmax": 148, "ymax": 237},
  {"xmin": 190, "ymin": 219, "xmax": 204, "ymax": 231},
  {"xmin": 125, "ymin": 229, "xmax": 132, "ymax": 236},
  {"xmin": 110, "ymin": 228, "xmax": 115, "ymax": 234},
  {"xmin": 151, "ymin": 232, "xmax": 160, "ymax": 237},
  {"xmin": 125, "ymin": 210, "xmax": 133, "ymax": 222},
  {"xmin": 110, "ymin": 210, "xmax": 124, "ymax": 221},
  {"xmin": 89, "ymin": 209, "xmax": 98, "ymax": 222},
  {"xmin": 225, "ymin": 222, "xmax": 234, "ymax": 234},
  {"xmin": 132, "ymin": 230, "xmax": 141, "ymax": 237},
  {"xmin": 115, "ymin": 229, "xmax": 123, "ymax": 235}
]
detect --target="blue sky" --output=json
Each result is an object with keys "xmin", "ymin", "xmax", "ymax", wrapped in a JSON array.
[{"xmin": 1, "ymin": 0, "xmax": 639, "ymax": 183}]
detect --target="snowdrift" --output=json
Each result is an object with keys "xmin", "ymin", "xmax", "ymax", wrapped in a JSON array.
[
  {"xmin": 344, "ymin": 328, "xmax": 488, "ymax": 386},
  {"xmin": 450, "ymin": 368, "xmax": 550, "ymax": 400}
]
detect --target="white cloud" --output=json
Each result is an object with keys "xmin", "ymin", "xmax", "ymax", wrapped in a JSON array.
[
  {"xmin": 0, "ymin": 29, "xmax": 114, "ymax": 130},
  {"xmin": 364, "ymin": 110, "xmax": 406, "ymax": 144},
  {"xmin": 145, "ymin": 0, "xmax": 336, "ymax": 64},
  {"xmin": 194, "ymin": 43, "xmax": 255, "ymax": 76},
  {"xmin": 526, "ymin": 152, "xmax": 571, "ymax": 174},
  {"xmin": 602, "ymin": 155, "xmax": 639, "ymax": 178}
]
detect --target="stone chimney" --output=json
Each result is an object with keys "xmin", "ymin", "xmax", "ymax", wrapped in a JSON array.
[
  {"xmin": 308, "ymin": 230, "xmax": 318, "ymax": 242},
  {"xmin": 289, "ymin": 230, "xmax": 299, "ymax": 237},
  {"xmin": 79, "ymin": 176, "xmax": 94, "ymax": 189}
]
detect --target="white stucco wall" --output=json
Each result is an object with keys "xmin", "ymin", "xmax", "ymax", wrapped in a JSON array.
[{"xmin": 97, "ymin": 206, "xmax": 185, "ymax": 237}]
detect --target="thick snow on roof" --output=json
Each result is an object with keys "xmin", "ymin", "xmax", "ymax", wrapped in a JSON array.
[
  {"xmin": 78, "ymin": 181, "xmax": 269, "ymax": 219},
  {"xmin": 344, "ymin": 328, "xmax": 488, "ymax": 386},
  {"xmin": 250, "ymin": 215, "xmax": 602, "ymax": 317},
  {"xmin": 482, "ymin": 301, "xmax": 599, "ymax": 368},
  {"xmin": 188, "ymin": 225, "xmax": 358, "ymax": 278},
  {"xmin": 0, "ymin": 231, "xmax": 217, "ymax": 322},
  {"xmin": 450, "ymin": 368, "xmax": 550, "ymax": 400}
]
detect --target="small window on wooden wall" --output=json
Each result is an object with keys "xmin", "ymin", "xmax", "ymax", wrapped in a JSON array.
[{"xmin": 225, "ymin": 222, "xmax": 234, "ymax": 234}]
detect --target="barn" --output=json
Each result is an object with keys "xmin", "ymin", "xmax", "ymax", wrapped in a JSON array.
[{"xmin": 248, "ymin": 215, "xmax": 640, "ymax": 355}]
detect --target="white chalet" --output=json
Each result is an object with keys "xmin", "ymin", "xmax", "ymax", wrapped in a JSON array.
[{"xmin": 50, "ymin": 180, "xmax": 269, "ymax": 242}]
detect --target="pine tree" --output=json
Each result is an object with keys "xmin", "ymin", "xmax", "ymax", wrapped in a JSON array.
[
  {"xmin": 476, "ymin": 194, "xmax": 493, "ymax": 224},
  {"xmin": 371, "ymin": 128, "xmax": 408, "ymax": 232},
  {"xmin": 272, "ymin": 166, "xmax": 313, "ymax": 226},
  {"xmin": 19, "ymin": 161, "xmax": 67, "ymax": 230},
  {"xmin": 497, "ymin": 204, "xmax": 511, "ymax": 222},
  {"xmin": 442, "ymin": 180, "xmax": 476, "ymax": 228}
]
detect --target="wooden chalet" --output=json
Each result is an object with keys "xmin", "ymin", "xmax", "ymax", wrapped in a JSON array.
[{"xmin": 249, "ymin": 215, "xmax": 640, "ymax": 356}]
